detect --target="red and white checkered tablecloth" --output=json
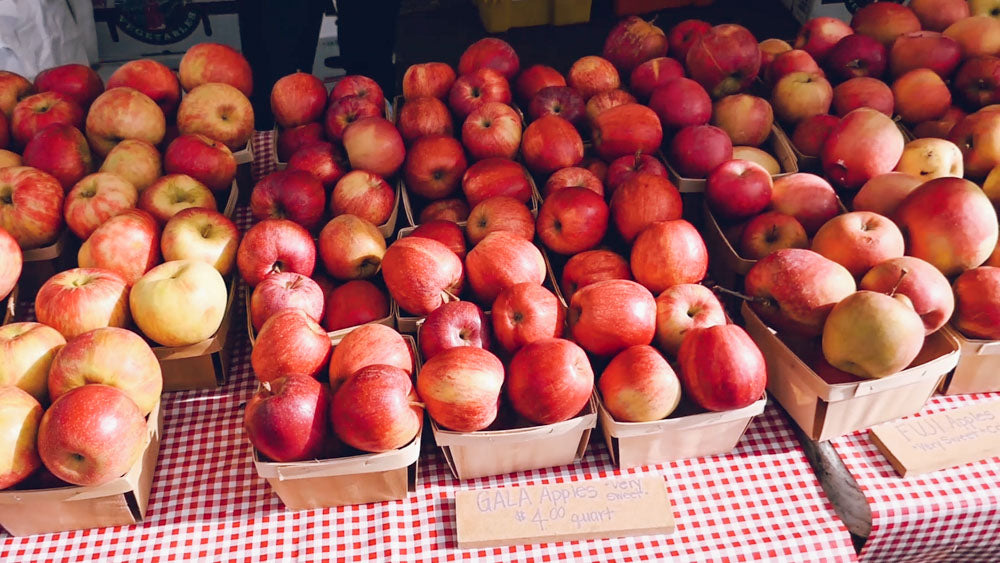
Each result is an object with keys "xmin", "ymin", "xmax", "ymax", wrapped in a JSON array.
[
  {"xmin": 250, "ymin": 131, "xmax": 280, "ymax": 183},
  {"xmin": 0, "ymin": 153, "xmax": 857, "ymax": 561},
  {"xmin": 830, "ymin": 392, "xmax": 1000, "ymax": 562}
]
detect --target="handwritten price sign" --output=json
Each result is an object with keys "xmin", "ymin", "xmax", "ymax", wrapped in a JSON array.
[
  {"xmin": 455, "ymin": 476, "xmax": 674, "ymax": 548},
  {"xmin": 869, "ymin": 399, "xmax": 1000, "ymax": 477}
]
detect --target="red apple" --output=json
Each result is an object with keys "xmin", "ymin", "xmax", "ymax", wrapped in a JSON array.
[
  {"xmin": 160, "ymin": 207, "xmax": 239, "ymax": 276},
  {"xmin": 37, "ymin": 384, "xmax": 147, "ymax": 486},
  {"xmin": 459, "ymin": 38, "xmax": 520, "ymax": 80},
  {"xmin": 712, "ymin": 94, "xmax": 773, "ymax": 146},
  {"xmin": 952, "ymin": 266, "xmax": 1000, "ymax": 340},
  {"xmin": 397, "ymin": 96, "xmax": 453, "ymax": 143},
  {"xmin": 569, "ymin": 279, "xmax": 656, "ymax": 356},
  {"xmin": 955, "ymin": 56, "xmax": 1000, "ymax": 109},
  {"xmin": 448, "ymin": 68, "xmax": 512, "ymax": 119},
  {"xmin": 465, "ymin": 231, "xmax": 545, "ymax": 304},
  {"xmin": 331, "ymin": 170, "xmax": 395, "ymax": 226},
  {"xmin": 323, "ymin": 94, "xmax": 382, "ymax": 142},
  {"xmin": 826, "ymin": 34, "xmax": 887, "ymax": 82},
  {"xmin": 771, "ymin": 173, "xmax": 840, "ymax": 236},
  {"xmin": 668, "ymin": 124, "xmax": 733, "ymax": 179},
  {"xmin": 568, "ymin": 56, "xmax": 621, "ymax": 100},
  {"xmin": 0, "ymin": 71, "xmax": 32, "ymax": 119},
  {"xmin": 822, "ymin": 108, "xmax": 905, "ymax": 191},
  {"xmin": 669, "ymin": 19, "xmax": 712, "ymax": 61},
  {"xmin": 175, "ymin": 83, "xmax": 253, "ymax": 151},
  {"xmin": 416, "ymin": 346, "xmax": 504, "ymax": 432},
  {"xmin": 948, "ymin": 110, "xmax": 1000, "ymax": 179},
  {"xmin": 34, "ymin": 268, "xmax": 129, "ymax": 339},
  {"xmin": 581, "ymin": 156, "xmax": 609, "ymax": 185},
  {"xmin": 22, "ymin": 124, "xmax": 92, "ymax": 191},
  {"xmin": 276, "ymin": 122, "xmax": 325, "ymax": 162},
  {"xmin": 890, "ymin": 31, "xmax": 962, "ymax": 78},
  {"xmin": 317, "ymin": 214, "xmax": 386, "ymax": 280},
  {"xmin": 330, "ymin": 75, "xmax": 384, "ymax": 107},
  {"xmin": 794, "ymin": 17, "xmax": 854, "ymax": 62},
  {"xmin": 561, "ymin": 250, "xmax": 631, "ymax": 302},
  {"xmin": 106, "ymin": 59, "xmax": 181, "ymax": 117},
  {"xmin": 599, "ymin": 345, "xmax": 680, "ymax": 422},
  {"xmin": 766, "ymin": 49, "xmax": 823, "ymax": 87},
  {"xmin": 323, "ymin": 280, "xmax": 389, "ymax": 332},
  {"xmin": 654, "ymin": 283, "xmax": 726, "ymax": 356},
  {"xmin": 492, "ymin": 283, "xmax": 565, "ymax": 353},
  {"xmin": 585, "ymin": 89, "xmax": 636, "ymax": 124},
  {"xmin": 527, "ymin": 86, "xmax": 586, "ymax": 127},
  {"xmin": 910, "ymin": 0, "xmax": 969, "ymax": 32},
  {"xmin": 591, "ymin": 103, "xmax": 662, "ymax": 162},
  {"xmin": 11, "ymin": 92, "xmax": 84, "ymax": 148},
  {"xmin": 462, "ymin": 102, "xmax": 521, "ymax": 161},
  {"xmin": 522, "ymin": 115, "xmax": 584, "ymax": 175},
  {"xmin": 245, "ymin": 374, "xmax": 329, "ymax": 462},
  {"xmin": 461, "ymin": 157, "xmax": 532, "ymax": 207},
  {"xmin": 648, "ymin": 77, "xmax": 711, "ymax": 131},
  {"xmin": 237, "ymin": 218, "xmax": 316, "ymax": 287},
  {"xmin": 328, "ymin": 323, "xmax": 412, "ymax": 392},
  {"xmin": 610, "ymin": 172, "xmax": 682, "ymax": 243},
  {"xmin": 893, "ymin": 69, "xmax": 951, "ymax": 124},
  {"xmin": 163, "ymin": 134, "xmax": 237, "ymax": 193},
  {"xmin": 252, "ymin": 308, "xmax": 331, "ymax": 382},
  {"xmin": 342, "ymin": 117, "xmax": 405, "ymax": 178},
  {"xmin": 678, "ymin": 324, "xmax": 766, "ymax": 411},
  {"xmin": 0, "ymin": 166, "xmax": 64, "ymax": 249},
  {"xmin": 860, "ymin": 256, "xmax": 955, "ymax": 335},
  {"xmin": 410, "ymin": 219, "xmax": 467, "ymax": 259},
  {"xmin": 331, "ymin": 364, "xmax": 421, "ymax": 453},
  {"xmin": 420, "ymin": 198, "xmax": 470, "ymax": 223},
  {"xmin": 403, "ymin": 62, "xmax": 457, "ymax": 100},
  {"xmin": 739, "ymin": 211, "xmax": 809, "ymax": 260},
  {"xmin": 686, "ymin": 24, "xmax": 761, "ymax": 98},
  {"xmin": 466, "ymin": 196, "xmax": 534, "ymax": 245},
  {"xmin": 895, "ymin": 177, "xmax": 999, "ymax": 277},
  {"xmin": 0, "ymin": 226, "xmax": 20, "ymax": 301},
  {"xmin": 629, "ymin": 57, "xmax": 685, "ymax": 100},
  {"xmin": 603, "ymin": 16, "xmax": 669, "ymax": 74},
  {"xmin": 759, "ymin": 38, "xmax": 793, "ymax": 74},
  {"xmin": 286, "ymin": 141, "xmax": 347, "ymax": 191},
  {"xmin": 0, "ymin": 386, "xmax": 42, "ymax": 489},
  {"xmin": 34, "ymin": 64, "xmax": 103, "ymax": 110},
  {"xmin": 544, "ymin": 166, "xmax": 603, "ymax": 198},
  {"xmin": 744, "ymin": 248, "xmax": 856, "ymax": 335},
  {"xmin": 537, "ymin": 186, "xmax": 609, "ymax": 255},
  {"xmin": 852, "ymin": 172, "xmax": 922, "ymax": 217},
  {"xmin": 139, "ymin": 173, "xmax": 216, "ymax": 224},
  {"xmin": 64, "ymin": 172, "xmax": 138, "ymax": 239},
  {"xmin": 631, "ymin": 219, "xmax": 708, "ymax": 294},
  {"xmin": 404, "ymin": 134, "xmax": 467, "ymax": 200},
  {"xmin": 77, "ymin": 208, "xmax": 160, "ymax": 285},
  {"xmin": 515, "ymin": 65, "xmax": 566, "ymax": 103},
  {"xmin": 851, "ymin": 2, "xmax": 921, "ymax": 47},
  {"xmin": 791, "ymin": 114, "xmax": 839, "ymax": 157},
  {"xmin": 832, "ymin": 77, "xmax": 893, "ymax": 117},
  {"xmin": 250, "ymin": 272, "xmax": 324, "ymax": 331},
  {"xmin": 706, "ymin": 160, "xmax": 773, "ymax": 221},
  {"xmin": 606, "ymin": 153, "xmax": 668, "ymax": 193},
  {"xmin": 178, "ymin": 42, "xmax": 253, "ymax": 95},
  {"xmin": 418, "ymin": 300, "xmax": 489, "ymax": 360},
  {"xmin": 382, "ymin": 236, "xmax": 464, "ymax": 315},
  {"xmin": 811, "ymin": 211, "xmax": 905, "ymax": 277},
  {"xmin": 943, "ymin": 15, "xmax": 1000, "ymax": 59},
  {"xmin": 508, "ymin": 338, "xmax": 593, "ymax": 425}
]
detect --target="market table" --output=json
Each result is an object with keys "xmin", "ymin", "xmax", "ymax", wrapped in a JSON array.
[
  {"xmin": 818, "ymin": 392, "xmax": 1000, "ymax": 562},
  {"xmin": 0, "ymin": 189, "xmax": 857, "ymax": 560}
]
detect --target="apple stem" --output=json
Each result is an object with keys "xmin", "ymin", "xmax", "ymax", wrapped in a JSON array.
[
  {"xmin": 633, "ymin": 150, "xmax": 643, "ymax": 168},
  {"xmin": 442, "ymin": 288, "xmax": 460, "ymax": 302},
  {"xmin": 889, "ymin": 269, "xmax": 908, "ymax": 298},
  {"xmin": 409, "ymin": 401, "xmax": 426, "ymax": 409},
  {"xmin": 261, "ymin": 381, "xmax": 272, "ymax": 393},
  {"xmin": 712, "ymin": 284, "xmax": 761, "ymax": 303}
]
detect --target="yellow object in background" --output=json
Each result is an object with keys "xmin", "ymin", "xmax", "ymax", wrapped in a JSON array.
[{"xmin": 477, "ymin": 0, "xmax": 593, "ymax": 33}]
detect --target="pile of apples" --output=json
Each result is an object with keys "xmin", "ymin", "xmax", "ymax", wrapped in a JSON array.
[
  {"xmin": 244, "ymin": 72, "xmax": 412, "ymax": 336},
  {"xmin": 0, "ymin": 323, "xmax": 164, "ymax": 490}
]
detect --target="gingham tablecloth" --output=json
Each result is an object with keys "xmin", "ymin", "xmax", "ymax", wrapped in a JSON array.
[
  {"xmin": 830, "ymin": 392, "xmax": 1000, "ymax": 562},
  {"xmin": 0, "ymin": 199, "xmax": 858, "ymax": 561}
]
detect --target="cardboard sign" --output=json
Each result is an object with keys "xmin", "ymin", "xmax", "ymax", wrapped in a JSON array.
[
  {"xmin": 455, "ymin": 475, "xmax": 675, "ymax": 548},
  {"xmin": 869, "ymin": 400, "xmax": 1000, "ymax": 477}
]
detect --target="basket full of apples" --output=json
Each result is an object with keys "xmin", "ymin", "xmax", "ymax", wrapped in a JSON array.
[
  {"xmin": 0, "ymin": 323, "xmax": 165, "ymax": 536},
  {"xmin": 246, "ymin": 321, "xmax": 421, "ymax": 509}
]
